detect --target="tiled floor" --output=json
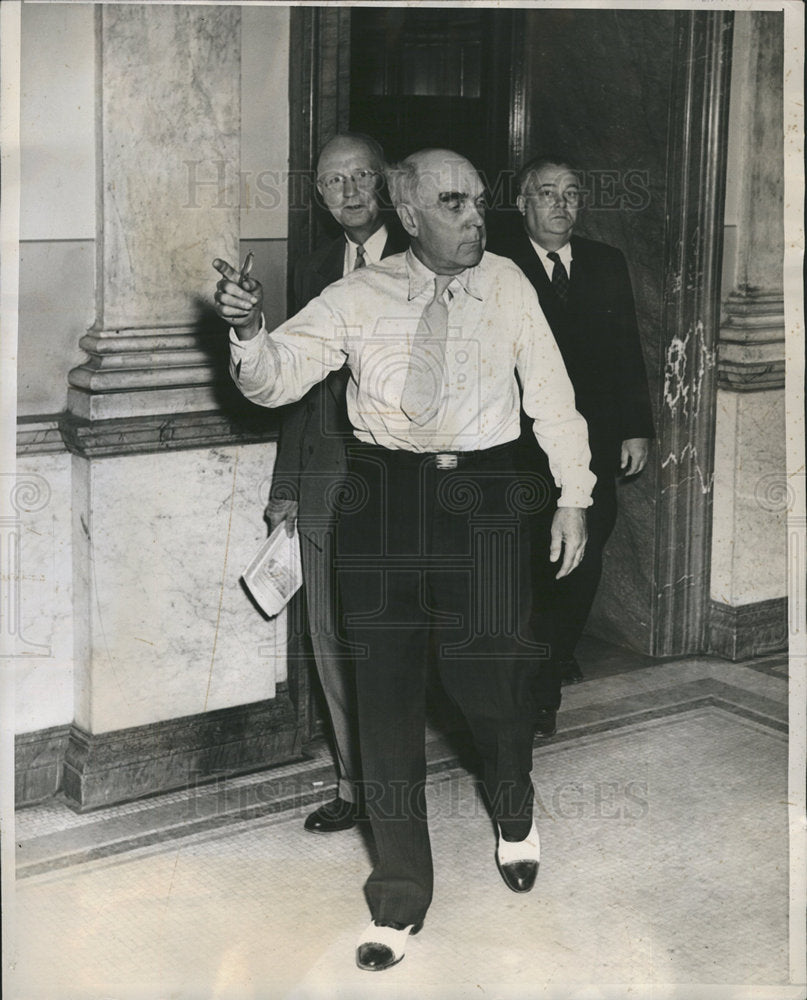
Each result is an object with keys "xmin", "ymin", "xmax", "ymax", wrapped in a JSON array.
[{"xmin": 9, "ymin": 649, "xmax": 805, "ymax": 1000}]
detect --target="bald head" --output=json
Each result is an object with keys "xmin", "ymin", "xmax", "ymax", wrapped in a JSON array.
[
  {"xmin": 316, "ymin": 133, "xmax": 386, "ymax": 244},
  {"xmin": 386, "ymin": 149, "xmax": 486, "ymax": 275},
  {"xmin": 317, "ymin": 134, "xmax": 385, "ymax": 176},
  {"xmin": 387, "ymin": 149, "xmax": 475, "ymax": 211}
]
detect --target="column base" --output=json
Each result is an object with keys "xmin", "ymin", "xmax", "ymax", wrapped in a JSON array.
[
  {"xmin": 15, "ymin": 726, "xmax": 72, "ymax": 807},
  {"xmin": 708, "ymin": 597, "xmax": 788, "ymax": 661},
  {"xmin": 62, "ymin": 688, "xmax": 307, "ymax": 812},
  {"xmin": 67, "ymin": 384, "xmax": 229, "ymax": 421}
]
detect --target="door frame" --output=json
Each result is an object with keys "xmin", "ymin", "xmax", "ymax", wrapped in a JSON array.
[
  {"xmin": 285, "ymin": 7, "xmax": 734, "ymax": 658},
  {"xmin": 651, "ymin": 11, "xmax": 734, "ymax": 655}
]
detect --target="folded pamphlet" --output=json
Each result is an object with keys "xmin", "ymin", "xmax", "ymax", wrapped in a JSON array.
[{"xmin": 242, "ymin": 523, "xmax": 303, "ymax": 617}]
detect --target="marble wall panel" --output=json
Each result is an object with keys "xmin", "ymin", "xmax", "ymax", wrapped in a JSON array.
[
  {"xmin": 734, "ymin": 11, "xmax": 784, "ymax": 295},
  {"xmin": 19, "ymin": 3, "xmax": 95, "ymax": 241},
  {"xmin": 72, "ymin": 442, "xmax": 284, "ymax": 734},
  {"xmin": 241, "ymin": 5, "xmax": 290, "ymax": 241},
  {"xmin": 12, "ymin": 453, "xmax": 75, "ymax": 732},
  {"xmin": 17, "ymin": 241, "xmax": 94, "ymax": 417},
  {"xmin": 522, "ymin": 10, "xmax": 676, "ymax": 650},
  {"xmin": 97, "ymin": 5, "xmax": 241, "ymax": 331},
  {"xmin": 239, "ymin": 239, "xmax": 287, "ymax": 333},
  {"xmin": 710, "ymin": 388, "xmax": 787, "ymax": 607}
]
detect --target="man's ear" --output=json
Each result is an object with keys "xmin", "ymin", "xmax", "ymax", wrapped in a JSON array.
[
  {"xmin": 396, "ymin": 203, "xmax": 418, "ymax": 238},
  {"xmin": 516, "ymin": 194, "xmax": 526, "ymax": 216}
]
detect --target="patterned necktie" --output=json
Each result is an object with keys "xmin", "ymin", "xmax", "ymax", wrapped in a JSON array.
[
  {"xmin": 547, "ymin": 250, "xmax": 569, "ymax": 305},
  {"xmin": 354, "ymin": 244, "xmax": 366, "ymax": 270},
  {"xmin": 401, "ymin": 274, "xmax": 453, "ymax": 426}
]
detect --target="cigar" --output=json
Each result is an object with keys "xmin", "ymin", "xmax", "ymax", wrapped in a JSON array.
[{"xmin": 239, "ymin": 250, "xmax": 254, "ymax": 285}]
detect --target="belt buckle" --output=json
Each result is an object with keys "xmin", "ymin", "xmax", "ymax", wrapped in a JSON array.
[{"xmin": 435, "ymin": 452, "xmax": 458, "ymax": 470}]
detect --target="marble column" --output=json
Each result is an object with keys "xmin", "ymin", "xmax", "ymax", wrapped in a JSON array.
[
  {"xmin": 58, "ymin": 7, "xmax": 304, "ymax": 810},
  {"xmin": 709, "ymin": 11, "xmax": 787, "ymax": 660},
  {"xmin": 67, "ymin": 5, "xmax": 241, "ymax": 420},
  {"xmin": 718, "ymin": 10, "xmax": 785, "ymax": 391}
]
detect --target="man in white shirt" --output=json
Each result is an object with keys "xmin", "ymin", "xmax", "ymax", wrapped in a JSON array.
[
  {"xmin": 213, "ymin": 149, "xmax": 594, "ymax": 972},
  {"xmin": 268, "ymin": 133, "xmax": 407, "ymax": 837}
]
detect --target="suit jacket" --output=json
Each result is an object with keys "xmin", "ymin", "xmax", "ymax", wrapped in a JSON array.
[
  {"xmin": 270, "ymin": 224, "xmax": 409, "ymax": 540},
  {"xmin": 494, "ymin": 230, "xmax": 655, "ymax": 479}
]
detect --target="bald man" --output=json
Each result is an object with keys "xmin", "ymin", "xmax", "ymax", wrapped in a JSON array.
[{"xmin": 213, "ymin": 148, "xmax": 593, "ymax": 971}]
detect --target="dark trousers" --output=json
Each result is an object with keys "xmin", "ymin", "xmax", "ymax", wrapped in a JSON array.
[
  {"xmin": 335, "ymin": 442, "xmax": 544, "ymax": 926},
  {"xmin": 529, "ymin": 472, "xmax": 618, "ymax": 709}
]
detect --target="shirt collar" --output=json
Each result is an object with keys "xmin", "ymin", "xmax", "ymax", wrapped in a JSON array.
[
  {"xmin": 405, "ymin": 248, "xmax": 483, "ymax": 302},
  {"xmin": 345, "ymin": 224, "xmax": 388, "ymax": 266},
  {"xmin": 528, "ymin": 236, "xmax": 573, "ymax": 271}
]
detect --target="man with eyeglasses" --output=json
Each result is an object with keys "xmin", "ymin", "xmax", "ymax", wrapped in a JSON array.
[
  {"xmin": 496, "ymin": 154, "xmax": 654, "ymax": 721},
  {"xmin": 266, "ymin": 132, "xmax": 407, "ymax": 837},
  {"xmin": 213, "ymin": 148, "xmax": 593, "ymax": 972}
]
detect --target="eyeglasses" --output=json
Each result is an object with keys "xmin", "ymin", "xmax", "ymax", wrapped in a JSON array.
[{"xmin": 318, "ymin": 169, "xmax": 380, "ymax": 193}]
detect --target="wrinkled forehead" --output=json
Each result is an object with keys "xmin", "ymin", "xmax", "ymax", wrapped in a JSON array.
[
  {"xmin": 317, "ymin": 140, "xmax": 379, "ymax": 178},
  {"xmin": 524, "ymin": 163, "xmax": 579, "ymax": 192},
  {"xmin": 411, "ymin": 156, "xmax": 484, "ymax": 207}
]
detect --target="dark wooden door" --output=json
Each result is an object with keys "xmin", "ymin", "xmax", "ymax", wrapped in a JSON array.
[
  {"xmin": 348, "ymin": 8, "xmax": 522, "ymax": 242},
  {"xmin": 349, "ymin": 9, "xmax": 510, "ymax": 174},
  {"xmin": 287, "ymin": 7, "xmax": 525, "ymax": 267}
]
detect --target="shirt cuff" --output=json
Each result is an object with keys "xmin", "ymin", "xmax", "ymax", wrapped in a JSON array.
[
  {"xmin": 558, "ymin": 494, "xmax": 593, "ymax": 509},
  {"xmin": 557, "ymin": 470, "xmax": 596, "ymax": 509},
  {"xmin": 228, "ymin": 316, "xmax": 267, "ymax": 354}
]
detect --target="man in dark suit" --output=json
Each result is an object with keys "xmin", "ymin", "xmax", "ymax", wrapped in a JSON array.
[
  {"xmin": 266, "ymin": 133, "xmax": 407, "ymax": 834},
  {"xmin": 496, "ymin": 154, "xmax": 654, "ymax": 729}
]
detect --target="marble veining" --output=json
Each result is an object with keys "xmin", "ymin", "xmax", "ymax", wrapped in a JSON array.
[
  {"xmin": 97, "ymin": 5, "xmax": 240, "ymax": 332},
  {"xmin": 710, "ymin": 389, "xmax": 787, "ymax": 605},
  {"xmin": 12, "ymin": 454, "xmax": 75, "ymax": 733},
  {"xmin": 521, "ymin": 10, "xmax": 676, "ymax": 651},
  {"xmin": 73, "ymin": 442, "xmax": 283, "ymax": 733}
]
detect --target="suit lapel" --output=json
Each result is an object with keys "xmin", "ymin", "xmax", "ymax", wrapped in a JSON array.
[
  {"xmin": 567, "ymin": 236, "xmax": 592, "ymax": 322},
  {"xmin": 568, "ymin": 235, "xmax": 583, "ymax": 295},
  {"xmin": 514, "ymin": 231, "xmax": 569, "ymax": 336},
  {"xmin": 305, "ymin": 237, "xmax": 346, "ymax": 407},
  {"xmin": 515, "ymin": 231, "xmax": 552, "ymax": 298},
  {"xmin": 382, "ymin": 224, "xmax": 409, "ymax": 259},
  {"xmin": 316, "ymin": 236, "xmax": 347, "ymax": 288}
]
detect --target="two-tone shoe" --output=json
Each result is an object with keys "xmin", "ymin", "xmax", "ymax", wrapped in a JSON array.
[
  {"xmin": 496, "ymin": 822, "xmax": 541, "ymax": 893},
  {"xmin": 355, "ymin": 920, "xmax": 420, "ymax": 971}
]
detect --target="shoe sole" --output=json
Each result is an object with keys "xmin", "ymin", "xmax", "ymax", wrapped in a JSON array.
[
  {"xmin": 303, "ymin": 822, "xmax": 356, "ymax": 834},
  {"xmin": 356, "ymin": 954, "xmax": 405, "ymax": 972},
  {"xmin": 496, "ymin": 859, "xmax": 539, "ymax": 893}
]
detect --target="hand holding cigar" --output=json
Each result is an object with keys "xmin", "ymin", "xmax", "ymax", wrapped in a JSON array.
[
  {"xmin": 212, "ymin": 251, "xmax": 263, "ymax": 340},
  {"xmin": 239, "ymin": 250, "xmax": 254, "ymax": 285}
]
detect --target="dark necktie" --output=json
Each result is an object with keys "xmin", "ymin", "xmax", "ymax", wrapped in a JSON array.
[
  {"xmin": 354, "ymin": 244, "xmax": 366, "ymax": 270},
  {"xmin": 400, "ymin": 274, "xmax": 453, "ymax": 425},
  {"xmin": 547, "ymin": 251, "xmax": 569, "ymax": 305}
]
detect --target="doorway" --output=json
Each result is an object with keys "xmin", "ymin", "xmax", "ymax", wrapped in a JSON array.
[{"xmin": 285, "ymin": 7, "xmax": 733, "ymax": 658}]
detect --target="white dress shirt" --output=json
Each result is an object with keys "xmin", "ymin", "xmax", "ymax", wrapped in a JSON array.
[
  {"xmin": 529, "ymin": 236, "xmax": 573, "ymax": 280},
  {"xmin": 230, "ymin": 249, "xmax": 595, "ymax": 507},
  {"xmin": 344, "ymin": 224, "xmax": 388, "ymax": 276}
]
